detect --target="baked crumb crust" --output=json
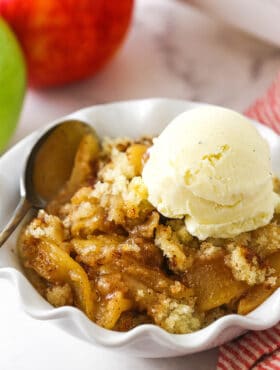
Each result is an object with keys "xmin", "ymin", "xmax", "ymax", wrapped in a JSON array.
[{"xmin": 18, "ymin": 136, "xmax": 280, "ymax": 334}]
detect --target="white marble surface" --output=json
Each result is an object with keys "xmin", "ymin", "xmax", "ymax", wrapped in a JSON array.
[
  {"xmin": 2, "ymin": 0, "xmax": 280, "ymax": 369},
  {"xmin": 11, "ymin": 0, "xmax": 280, "ymax": 145}
]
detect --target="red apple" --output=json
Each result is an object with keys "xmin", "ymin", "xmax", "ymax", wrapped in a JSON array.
[{"xmin": 0, "ymin": 0, "xmax": 134, "ymax": 88}]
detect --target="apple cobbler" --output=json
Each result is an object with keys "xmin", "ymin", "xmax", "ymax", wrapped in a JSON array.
[{"xmin": 18, "ymin": 134, "xmax": 280, "ymax": 334}]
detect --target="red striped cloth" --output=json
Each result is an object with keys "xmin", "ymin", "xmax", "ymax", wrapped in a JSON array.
[
  {"xmin": 217, "ymin": 73, "xmax": 280, "ymax": 370},
  {"xmin": 246, "ymin": 73, "xmax": 280, "ymax": 134},
  {"xmin": 217, "ymin": 324, "xmax": 280, "ymax": 369}
]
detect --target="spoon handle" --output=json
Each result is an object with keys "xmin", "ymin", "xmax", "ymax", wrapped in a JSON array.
[{"xmin": 0, "ymin": 197, "xmax": 31, "ymax": 247}]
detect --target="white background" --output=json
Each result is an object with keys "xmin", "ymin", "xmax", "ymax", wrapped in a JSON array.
[{"xmin": 2, "ymin": 0, "xmax": 280, "ymax": 369}]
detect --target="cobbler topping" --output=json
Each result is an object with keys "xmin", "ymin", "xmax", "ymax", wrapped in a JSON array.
[{"xmin": 18, "ymin": 136, "xmax": 280, "ymax": 334}]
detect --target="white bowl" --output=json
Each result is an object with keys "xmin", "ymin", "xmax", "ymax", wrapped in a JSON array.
[{"xmin": 1, "ymin": 98, "xmax": 280, "ymax": 358}]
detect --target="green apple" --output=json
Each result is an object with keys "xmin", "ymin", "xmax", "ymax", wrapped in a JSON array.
[{"xmin": 0, "ymin": 17, "xmax": 26, "ymax": 152}]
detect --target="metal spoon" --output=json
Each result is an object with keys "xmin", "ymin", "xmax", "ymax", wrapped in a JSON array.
[{"xmin": 0, "ymin": 119, "xmax": 97, "ymax": 247}]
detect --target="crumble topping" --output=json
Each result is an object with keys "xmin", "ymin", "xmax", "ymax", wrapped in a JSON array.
[
  {"xmin": 18, "ymin": 136, "xmax": 280, "ymax": 334},
  {"xmin": 225, "ymin": 245, "xmax": 273, "ymax": 286}
]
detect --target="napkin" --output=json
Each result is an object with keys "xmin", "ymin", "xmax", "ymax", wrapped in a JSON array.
[
  {"xmin": 246, "ymin": 73, "xmax": 280, "ymax": 134},
  {"xmin": 217, "ymin": 73, "xmax": 280, "ymax": 370}
]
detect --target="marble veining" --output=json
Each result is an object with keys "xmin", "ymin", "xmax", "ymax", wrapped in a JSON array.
[{"xmin": 13, "ymin": 0, "xmax": 280, "ymax": 146}]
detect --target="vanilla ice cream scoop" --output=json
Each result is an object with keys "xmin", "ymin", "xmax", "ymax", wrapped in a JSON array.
[{"xmin": 142, "ymin": 105, "xmax": 279, "ymax": 240}]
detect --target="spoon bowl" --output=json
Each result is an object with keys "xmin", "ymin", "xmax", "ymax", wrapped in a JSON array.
[{"xmin": 0, "ymin": 119, "xmax": 97, "ymax": 247}]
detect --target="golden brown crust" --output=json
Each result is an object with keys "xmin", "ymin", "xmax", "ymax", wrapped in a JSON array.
[{"xmin": 18, "ymin": 136, "xmax": 280, "ymax": 334}]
